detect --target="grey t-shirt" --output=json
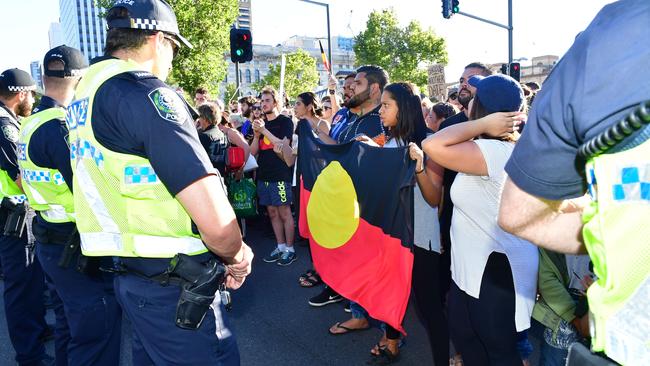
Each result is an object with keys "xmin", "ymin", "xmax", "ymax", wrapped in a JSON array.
[{"xmin": 505, "ymin": 0, "xmax": 650, "ymax": 200}]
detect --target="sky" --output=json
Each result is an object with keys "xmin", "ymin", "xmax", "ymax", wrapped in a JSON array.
[{"xmin": 0, "ymin": 0, "xmax": 614, "ymax": 83}]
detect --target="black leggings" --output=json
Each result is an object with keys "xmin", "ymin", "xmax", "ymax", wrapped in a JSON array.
[
  {"xmin": 412, "ymin": 246, "xmax": 450, "ymax": 366},
  {"xmin": 448, "ymin": 252, "xmax": 521, "ymax": 366}
]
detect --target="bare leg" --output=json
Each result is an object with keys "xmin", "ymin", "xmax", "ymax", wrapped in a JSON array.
[
  {"xmin": 277, "ymin": 205, "xmax": 295, "ymax": 247},
  {"xmin": 267, "ymin": 206, "xmax": 286, "ymax": 244}
]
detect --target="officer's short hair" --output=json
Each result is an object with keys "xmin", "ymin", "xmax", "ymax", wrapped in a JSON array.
[
  {"xmin": 104, "ymin": 7, "xmax": 154, "ymax": 55},
  {"xmin": 260, "ymin": 86, "xmax": 279, "ymax": 105},
  {"xmin": 0, "ymin": 88, "xmax": 18, "ymax": 100},
  {"xmin": 356, "ymin": 65, "xmax": 389, "ymax": 92}
]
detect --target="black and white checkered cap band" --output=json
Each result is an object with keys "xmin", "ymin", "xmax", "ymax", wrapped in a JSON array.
[
  {"xmin": 7, "ymin": 85, "xmax": 36, "ymax": 92},
  {"xmin": 131, "ymin": 18, "xmax": 179, "ymax": 34}
]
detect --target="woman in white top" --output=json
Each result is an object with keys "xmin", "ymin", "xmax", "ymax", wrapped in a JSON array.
[{"xmin": 422, "ymin": 74, "xmax": 538, "ymax": 366}]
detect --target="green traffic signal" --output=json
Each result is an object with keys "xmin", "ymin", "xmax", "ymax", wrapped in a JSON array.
[
  {"xmin": 452, "ymin": 0, "xmax": 460, "ymax": 13},
  {"xmin": 236, "ymin": 49, "xmax": 243, "ymax": 56}
]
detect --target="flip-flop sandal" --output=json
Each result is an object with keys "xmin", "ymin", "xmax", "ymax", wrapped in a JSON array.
[
  {"xmin": 366, "ymin": 346, "xmax": 400, "ymax": 365},
  {"xmin": 370, "ymin": 343, "xmax": 387, "ymax": 356},
  {"xmin": 299, "ymin": 272, "xmax": 322, "ymax": 287},
  {"xmin": 328, "ymin": 322, "xmax": 370, "ymax": 335},
  {"xmin": 298, "ymin": 269, "xmax": 316, "ymax": 282}
]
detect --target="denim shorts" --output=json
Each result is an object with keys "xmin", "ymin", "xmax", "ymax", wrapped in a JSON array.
[{"xmin": 257, "ymin": 180, "xmax": 292, "ymax": 206}]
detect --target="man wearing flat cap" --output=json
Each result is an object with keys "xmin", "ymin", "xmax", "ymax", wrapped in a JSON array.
[
  {"xmin": 18, "ymin": 45, "xmax": 123, "ymax": 365},
  {"xmin": 66, "ymin": 0, "xmax": 251, "ymax": 364},
  {"xmin": 0, "ymin": 68, "xmax": 54, "ymax": 366}
]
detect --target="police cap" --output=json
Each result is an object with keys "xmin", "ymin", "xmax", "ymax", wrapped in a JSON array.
[
  {"xmin": 0, "ymin": 68, "xmax": 37, "ymax": 93},
  {"xmin": 43, "ymin": 45, "xmax": 89, "ymax": 78},
  {"xmin": 107, "ymin": 0, "xmax": 193, "ymax": 49}
]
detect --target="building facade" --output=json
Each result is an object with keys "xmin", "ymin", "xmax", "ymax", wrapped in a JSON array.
[
  {"xmin": 30, "ymin": 61, "xmax": 43, "ymax": 90},
  {"xmin": 48, "ymin": 22, "xmax": 64, "ymax": 49},
  {"xmin": 488, "ymin": 55, "xmax": 559, "ymax": 86},
  {"xmin": 59, "ymin": 0, "xmax": 107, "ymax": 62},
  {"xmin": 237, "ymin": 0, "xmax": 252, "ymax": 32},
  {"xmin": 222, "ymin": 35, "xmax": 356, "ymax": 97}
]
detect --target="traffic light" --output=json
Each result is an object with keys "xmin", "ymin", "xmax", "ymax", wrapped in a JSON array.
[
  {"xmin": 500, "ymin": 64, "xmax": 508, "ymax": 75},
  {"xmin": 509, "ymin": 62, "xmax": 521, "ymax": 81},
  {"xmin": 452, "ymin": 0, "xmax": 460, "ymax": 14},
  {"xmin": 230, "ymin": 28, "xmax": 253, "ymax": 63},
  {"xmin": 442, "ymin": 0, "xmax": 452, "ymax": 19}
]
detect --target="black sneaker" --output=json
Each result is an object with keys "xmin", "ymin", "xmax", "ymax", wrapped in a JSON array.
[
  {"xmin": 309, "ymin": 287, "xmax": 343, "ymax": 307},
  {"xmin": 344, "ymin": 301, "xmax": 351, "ymax": 313}
]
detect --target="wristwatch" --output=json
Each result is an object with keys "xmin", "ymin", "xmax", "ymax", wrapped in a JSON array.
[{"xmin": 328, "ymin": 89, "xmax": 335, "ymax": 95}]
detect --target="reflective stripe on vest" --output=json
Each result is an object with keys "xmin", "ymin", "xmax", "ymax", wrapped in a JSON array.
[
  {"xmin": 17, "ymin": 107, "xmax": 75, "ymax": 223},
  {"xmin": 68, "ymin": 58, "xmax": 206, "ymax": 258},
  {"xmin": 583, "ymin": 136, "xmax": 650, "ymax": 365}
]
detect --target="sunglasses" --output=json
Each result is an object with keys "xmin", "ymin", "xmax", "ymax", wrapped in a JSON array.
[
  {"xmin": 252, "ymin": 106, "xmax": 262, "ymax": 111},
  {"xmin": 163, "ymin": 34, "xmax": 180, "ymax": 59}
]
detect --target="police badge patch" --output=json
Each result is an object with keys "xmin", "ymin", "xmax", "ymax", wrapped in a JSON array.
[
  {"xmin": 148, "ymin": 87, "xmax": 186, "ymax": 124},
  {"xmin": 2, "ymin": 125, "xmax": 19, "ymax": 142}
]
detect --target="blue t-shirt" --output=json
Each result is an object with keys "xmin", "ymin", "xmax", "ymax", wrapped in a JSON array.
[
  {"xmin": 329, "ymin": 107, "xmax": 352, "ymax": 140},
  {"xmin": 506, "ymin": 0, "xmax": 650, "ymax": 200},
  {"xmin": 27, "ymin": 96, "xmax": 76, "ymax": 233},
  {"xmin": 92, "ymin": 70, "xmax": 215, "ymax": 196}
]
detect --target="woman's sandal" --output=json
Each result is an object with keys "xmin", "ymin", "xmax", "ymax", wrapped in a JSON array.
[
  {"xmin": 367, "ymin": 346, "xmax": 400, "ymax": 365},
  {"xmin": 298, "ymin": 270, "xmax": 322, "ymax": 287}
]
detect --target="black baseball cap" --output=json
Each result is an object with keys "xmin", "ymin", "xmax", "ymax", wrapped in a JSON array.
[
  {"xmin": 43, "ymin": 45, "xmax": 88, "ymax": 78},
  {"xmin": 0, "ymin": 68, "xmax": 37, "ymax": 93},
  {"xmin": 107, "ymin": 0, "xmax": 193, "ymax": 49}
]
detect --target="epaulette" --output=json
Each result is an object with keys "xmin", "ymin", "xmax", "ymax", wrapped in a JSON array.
[
  {"xmin": 118, "ymin": 70, "xmax": 158, "ymax": 81},
  {"xmin": 0, "ymin": 107, "xmax": 15, "ymax": 121}
]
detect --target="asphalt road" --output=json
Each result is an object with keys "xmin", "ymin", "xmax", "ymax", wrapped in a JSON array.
[{"xmin": 0, "ymin": 217, "xmax": 542, "ymax": 365}]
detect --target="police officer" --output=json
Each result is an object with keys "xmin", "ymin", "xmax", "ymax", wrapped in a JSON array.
[
  {"xmin": 498, "ymin": 0, "xmax": 649, "ymax": 364},
  {"xmin": 0, "ymin": 68, "xmax": 51, "ymax": 365},
  {"xmin": 67, "ymin": 0, "xmax": 253, "ymax": 364},
  {"xmin": 18, "ymin": 45, "xmax": 123, "ymax": 365}
]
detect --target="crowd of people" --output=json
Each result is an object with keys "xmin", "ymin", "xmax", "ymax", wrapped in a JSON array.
[
  {"xmin": 186, "ymin": 57, "xmax": 598, "ymax": 366},
  {"xmin": 0, "ymin": 0, "xmax": 647, "ymax": 365}
]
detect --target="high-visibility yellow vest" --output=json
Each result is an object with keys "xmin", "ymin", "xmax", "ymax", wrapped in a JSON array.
[
  {"xmin": 67, "ymin": 58, "xmax": 206, "ymax": 258},
  {"xmin": 583, "ymin": 136, "xmax": 650, "ymax": 365},
  {"xmin": 17, "ymin": 108, "xmax": 75, "ymax": 223}
]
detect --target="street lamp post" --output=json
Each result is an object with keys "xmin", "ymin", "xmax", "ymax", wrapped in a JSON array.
[{"xmin": 299, "ymin": 0, "xmax": 332, "ymax": 73}]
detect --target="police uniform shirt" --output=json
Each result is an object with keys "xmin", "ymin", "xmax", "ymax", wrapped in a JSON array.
[
  {"xmin": 0, "ymin": 100, "xmax": 21, "ymax": 183},
  {"xmin": 505, "ymin": 0, "xmax": 650, "ymax": 200},
  {"xmin": 28, "ymin": 96, "xmax": 76, "ymax": 234},
  {"xmin": 91, "ymin": 64, "xmax": 215, "ymax": 197}
]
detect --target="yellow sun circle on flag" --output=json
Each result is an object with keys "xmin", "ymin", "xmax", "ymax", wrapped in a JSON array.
[
  {"xmin": 306, "ymin": 161, "xmax": 360, "ymax": 249},
  {"xmin": 263, "ymin": 136, "xmax": 271, "ymax": 145}
]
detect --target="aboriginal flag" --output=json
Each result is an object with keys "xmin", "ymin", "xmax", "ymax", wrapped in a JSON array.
[{"xmin": 297, "ymin": 121, "xmax": 414, "ymax": 333}]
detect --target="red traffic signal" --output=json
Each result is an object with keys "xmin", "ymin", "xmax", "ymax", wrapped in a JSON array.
[
  {"xmin": 230, "ymin": 28, "xmax": 253, "ymax": 63},
  {"xmin": 509, "ymin": 62, "xmax": 521, "ymax": 81}
]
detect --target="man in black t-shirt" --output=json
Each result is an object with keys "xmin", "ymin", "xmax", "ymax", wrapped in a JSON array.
[{"xmin": 251, "ymin": 87, "xmax": 297, "ymax": 266}]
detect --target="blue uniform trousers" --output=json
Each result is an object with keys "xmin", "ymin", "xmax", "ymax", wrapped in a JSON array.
[
  {"xmin": 115, "ymin": 272, "xmax": 240, "ymax": 365},
  {"xmin": 0, "ymin": 234, "xmax": 48, "ymax": 366},
  {"xmin": 36, "ymin": 242, "xmax": 122, "ymax": 366}
]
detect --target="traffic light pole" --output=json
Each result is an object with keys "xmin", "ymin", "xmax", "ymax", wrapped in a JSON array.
[
  {"xmin": 456, "ymin": 0, "xmax": 513, "ymax": 63},
  {"xmin": 235, "ymin": 61, "xmax": 240, "ymax": 98}
]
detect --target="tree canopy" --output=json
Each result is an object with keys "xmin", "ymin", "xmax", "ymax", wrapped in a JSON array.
[
  {"xmin": 354, "ymin": 8, "xmax": 448, "ymax": 89},
  {"xmin": 253, "ymin": 49, "xmax": 320, "ymax": 100},
  {"xmin": 96, "ymin": 0, "xmax": 238, "ymax": 95}
]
